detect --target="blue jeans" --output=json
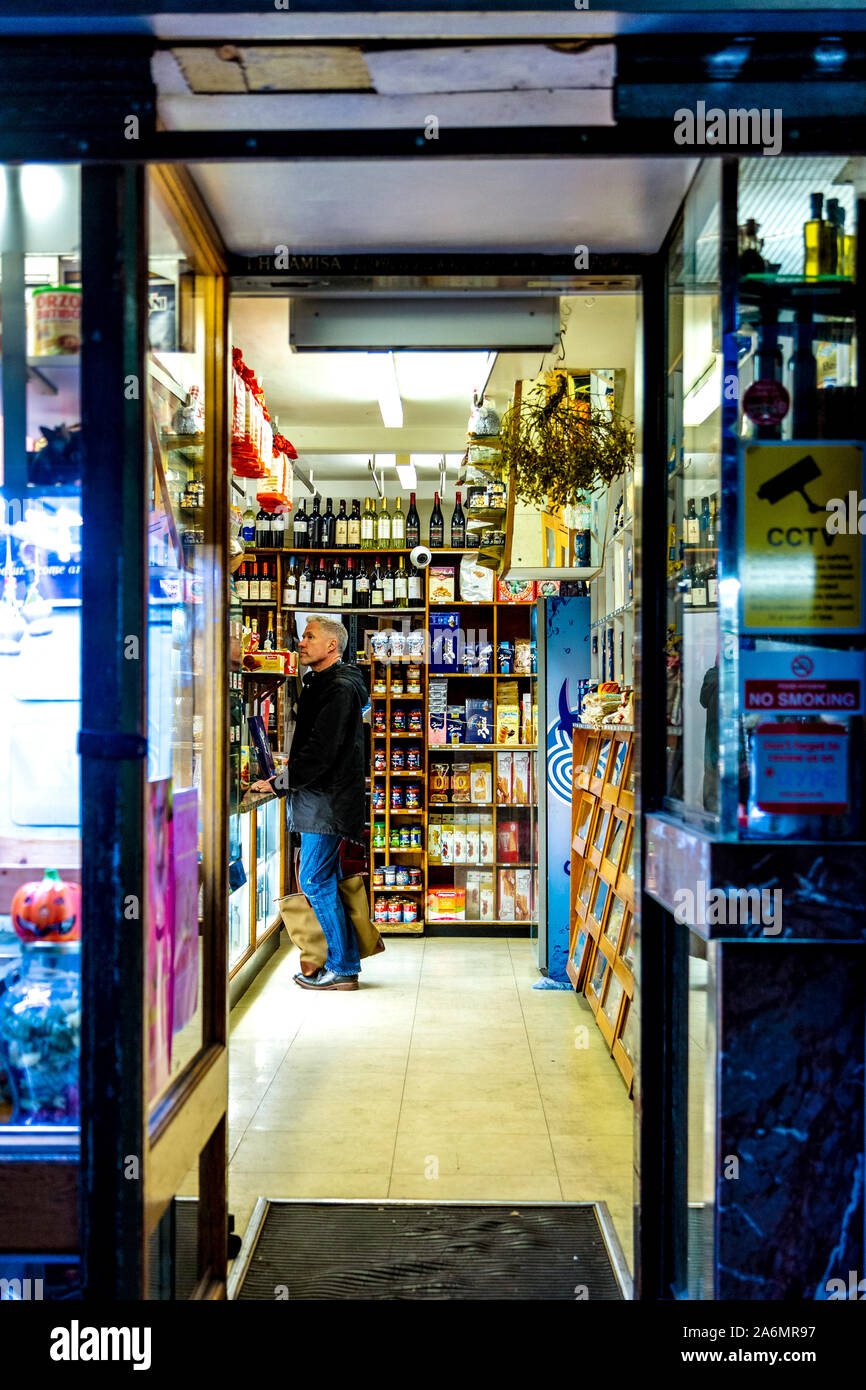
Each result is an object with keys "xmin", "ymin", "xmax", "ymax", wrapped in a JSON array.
[{"xmin": 298, "ymin": 833, "xmax": 361, "ymax": 977}]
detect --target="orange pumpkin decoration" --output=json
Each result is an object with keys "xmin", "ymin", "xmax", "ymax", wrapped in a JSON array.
[{"xmin": 11, "ymin": 869, "xmax": 81, "ymax": 943}]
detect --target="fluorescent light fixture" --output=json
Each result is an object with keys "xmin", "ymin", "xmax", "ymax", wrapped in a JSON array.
[
  {"xmin": 368, "ymin": 352, "xmax": 403, "ymax": 428},
  {"xmin": 396, "ymin": 461, "xmax": 417, "ymax": 489},
  {"xmin": 683, "ymin": 357, "xmax": 722, "ymax": 427},
  {"xmin": 445, "ymin": 453, "xmax": 466, "ymax": 470},
  {"xmin": 410, "ymin": 454, "xmax": 442, "ymax": 469},
  {"xmin": 374, "ymin": 453, "xmax": 396, "ymax": 472}
]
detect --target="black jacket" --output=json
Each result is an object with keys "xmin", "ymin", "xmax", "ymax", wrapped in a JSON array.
[{"xmin": 277, "ymin": 661, "xmax": 367, "ymax": 841}]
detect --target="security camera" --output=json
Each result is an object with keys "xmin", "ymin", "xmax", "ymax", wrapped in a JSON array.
[{"xmin": 410, "ymin": 545, "xmax": 432, "ymax": 569}]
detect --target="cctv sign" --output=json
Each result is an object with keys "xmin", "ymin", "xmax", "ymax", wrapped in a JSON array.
[
  {"xmin": 740, "ymin": 442, "xmax": 865, "ymax": 634},
  {"xmin": 741, "ymin": 649, "xmax": 865, "ymax": 715}
]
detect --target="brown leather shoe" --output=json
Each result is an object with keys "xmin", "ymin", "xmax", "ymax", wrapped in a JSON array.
[{"xmin": 295, "ymin": 968, "xmax": 359, "ymax": 991}]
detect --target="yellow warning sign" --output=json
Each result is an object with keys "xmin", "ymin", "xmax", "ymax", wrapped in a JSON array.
[{"xmin": 742, "ymin": 442, "xmax": 864, "ymax": 633}]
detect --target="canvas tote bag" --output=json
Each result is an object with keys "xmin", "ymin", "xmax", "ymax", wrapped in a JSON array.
[{"xmin": 279, "ymin": 873, "xmax": 385, "ymax": 975}]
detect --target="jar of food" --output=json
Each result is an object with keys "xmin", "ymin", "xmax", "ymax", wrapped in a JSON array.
[
  {"xmin": 406, "ymin": 745, "xmax": 422, "ymax": 771},
  {"xmin": 374, "ymin": 747, "xmax": 387, "ymax": 773},
  {"xmin": 390, "ymin": 786, "xmax": 404, "ymax": 810},
  {"xmin": 391, "ymin": 676, "xmax": 404, "ymax": 696},
  {"xmin": 372, "ymin": 821, "xmax": 386, "ymax": 849},
  {"xmin": 409, "ymin": 867, "xmax": 422, "ymax": 888},
  {"xmin": 392, "ymin": 708, "xmax": 406, "ymax": 733},
  {"xmin": 373, "ymin": 675, "xmax": 387, "ymax": 695},
  {"xmin": 372, "ymin": 866, "xmax": 384, "ymax": 887},
  {"xmin": 402, "ymin": 899, "xmax": 418, "ymax": 923},
  {"xmin": 407, "ymin": 667, "xmax": 422, "ymax": 694},
  {"xmin": 408, "ymin": 707, "xmax": 423, "ymax": 733},
  {"xmin": 388, "ymin": 899, "xmax": 403, "ymax": 925},
  {"xmin": 372, "ymin": 784, "xmax": 386, "ymax": 811},
  {"xmin": 399, "ymin": 825, "xmax": 411, "ymax": 848},
  {"xmin": 391, "ymin": 748, "xmax": 405, "ymax": 772},
  {"xmin": 405, "ymin": 783, "xmax": 421, "ymax": 810},
  {"xmin": 384, "ymin": 864, "xmax": 397, "ymax": 886},
  {"xmin": 373, "ymin": 708, "xmax": 386, "ymax": 733},
  {"xmin": 0, "ymin": 943, "xmax": 81, "ymax": 1123},
  {"xmin": 395, "ymin": 865, "xmax": 410, "ymax": 886},
  {"xmin": 410, "ymin": 824, "xmax": 423, "ymax": 848}
]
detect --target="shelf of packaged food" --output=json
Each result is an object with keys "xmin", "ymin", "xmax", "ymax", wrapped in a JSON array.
[
  {"xmin": 282, "ymin": 606, "xmax": 423, "ymax": 615},
  {"xmin": 431, "ymin": 919, "xmax": 537, "ymax": 927},
  {"xmin": 435, "ymin": 671, "xmax": 536, "ymax": 679},
  {"xmin": 429, "ymin": 600, "xmax": 495, "ymax": 608},
  {"xmin": 387, "ymin": 732, "xmax": 423, "ymax": 739},
  {"xmin": 280, "ymin": 547, "xmax": 414, "ymax": 556},
  {"xmin": 428, "ymin": 743, "xmax": 537, "ymax": 752},
  {"xmin": 383, "ymin": 770, "xmax": 426, "ymax": 779},
  {"xmin": 389, "ymin": 809, "xmax": 424, "ymax": 815},
  {"xmin": 374, "ymin": 848, "xmax": 423, "ymax": 855},
  {"xmin": 612, "ymin": 519, "xmax": 634, "ymax": 539},
  {"xmin": 385, "ymin": 693, "xmax": 425, "ymax": 700}
]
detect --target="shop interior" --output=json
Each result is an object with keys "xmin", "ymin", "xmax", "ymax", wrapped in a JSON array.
[{"xmin": 1, "ymin": 143, "xmax": 860, "ymax": 1297}]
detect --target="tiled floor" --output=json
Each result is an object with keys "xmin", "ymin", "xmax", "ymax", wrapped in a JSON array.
[{"xmin": 221, "ymin": 934, "xmax": 635, "ymax": 1272}]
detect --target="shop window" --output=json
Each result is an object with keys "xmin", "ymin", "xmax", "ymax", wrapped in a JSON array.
[{"xmin": 0, "ymin": 164, "xmax": 83, "ymax": 1132}]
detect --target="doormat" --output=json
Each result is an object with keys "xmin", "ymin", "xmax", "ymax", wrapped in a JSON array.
[{"xmin": 234, "ymin": 1201, "xmax": 625, "ymax": 1300}]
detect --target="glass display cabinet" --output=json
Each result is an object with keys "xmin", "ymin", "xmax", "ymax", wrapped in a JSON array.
[{"xmin": 647, "ymin": 154, "xmax": 866, "ymax": 1301}]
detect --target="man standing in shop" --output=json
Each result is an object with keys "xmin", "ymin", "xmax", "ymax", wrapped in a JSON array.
[{"xmin": 252, "ymin": 616, "xmax": 367, "ymax": 990}]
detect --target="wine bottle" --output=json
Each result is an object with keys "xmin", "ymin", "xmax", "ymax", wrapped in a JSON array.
[
  {"xmin": 707, "ymin": 563, "xmax": 719, "ymax": 607},
  {"xmin": 429, "ymin": 491, "xmax": 444, "ymax": 548},
  {"xmin": 826, "ymin": 199, "xmax": 841, "ymax": 276},
  {"xmin": 406, "ymin": 491, "xmax": 421, "ymax": 549},
  {"xmin": 308, "ymin": 497, "xmax": 323, "ymax": 549},
  {"xmin": 342, "ymin": 556, "xmax": 355, "ymax": 607},
  {"xmin": 382, "ymin": 556, "xmax": 395, "ymax": 606},
  {"xmin": 361, "ymin": 496, "xmax": 376, "ymax": 550},
  {"xmin": 408, "ymin": 559, "xmax": 422, "ymax": 608},
  {"xmin": 681, "ymin": 567, "xmax": 693, "ymax": 606},
  {"xmin": 804, "ymin": 192, "xmax": 834, "ymax": 279},
  {"xmin": 242, "ymin": 503, "xmax": 257, "ymax": 551},
  {"xmin": 395, "ymin": 555, "xmax": 409, "ymax": 608},
  {"xmin": 313, "ymin": 557, "xmax": 328, "ymax": 606},
  {"xmin": 249, "ymin": 562, "xmax": 260, "ymax": 601},
  {"xmin": 260, "ymin": 562, "xmax": 271, "ymax": 603},
  {"xmin": 298, "ymin": 556, "xmax": 313, "ymax": 607},
  {"xmin": 321, "ymin": 498, "xmax": 336, "ymax": 550},
  {"xmin": 738, "ymin": 218, "xmax": 765, "ymax": 276},
  {"xmin": 347, "ymin": 499, "xmax": 362, "ymax": 548},
  {"xmin": 256, "ymin": 506, "xmax": 270, "ymax": 549},
  {"xmin": 236, "ymin": 562, "xmax": 249, "ymax": 601},
  {"xmin": 292, "ymin": 499, "xmax": 308, "ymax": 549},
  {"xmin": 706, "ymin": 495, "xmax": 717, "ymax": 548},
  {"xmin": 370, "ymin": 561, "xmax": 384, "ymax": 607},
  {"xmin": 335, "ymin": 499, "xmax": 348, "ymax": 549},
  {"xmin": 327, "ymin": 558, "xmax": 343, "ymax": 608},
  {"xmin": 376, "ymin": 497, "xmax": 391, "ymax": 549},
  {"xmin": 691, "ymin": 565, "xmax": 707, "ymax": 608},
  {"xmin": 450, "ymin": 490, "xmax": 466, "ymax": 548},
  {"xmin": 283, "ymin": 556, "xmax": 298, "ymax": 607},
  {"xmin": 272, "ymin": 508, "xmax": 286, "ymax": 550},
  {"xmin": 683, "ymin": 498, "xmax": 699, "ymax": 546},
  {"xmin": 355, "ymin": 558, "xmax": 370, "ymax": 609},
  {"xmin": 392, "ymin": 496, "xmax": 406, "ymax": 548}
]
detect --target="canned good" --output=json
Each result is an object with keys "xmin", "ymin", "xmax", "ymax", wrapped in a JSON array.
[
  {"xmin": 372, "ymin": 784, "xmax": 386, "ymax": 811},
  {"xmin": 402, "ymin": 900, "xmax": 418, "ymax": 923},
  {"xmin": 410, "ymin": 824, "xmax": 423, "ymax": 848},
  {"xmin": 388, "ymin": 899, "xmax": 402, "ymax": 925},
  {"xmin": 392, "ymin": 709, "xmax": 406, "ymax": 732},
  {"xmin": 399, "ymin": 825, "xmax": 411, "ymax": 848},
  {"xmin": 374, "ymin": 747, "xmax": 387, "ymax": 772},
  {"xmin": 389, "ymin": 828, "xmax": 401, "ymax": 849},
  {"xmin": 391, "ymin": 677, "xmax": 404, "ymax": 696},
  {"xmin": 390, "ymin": 786, "xmax": 404, "ymax": 810},
  {"xmin": 372, "ymin": 821, "xmax": 386, "ymax": 849},
  {"xmin": 391, "ymin": 748, "xmax": 405, "ymax": 772},
  {"xmin": 372, "ymin": 866, "xmax": 384, "ymax": 887},
  {"xmin": 384, "ymin": 864, "xmax": 397, "ymax": 886},
  {"xmin": 409, "ymin": 867, "xmax": 422, "ymax": 888},
  {"xmin": 373, "ymin": 708, "xmax": 386, "ymax": 732},
  {"xmin": 374, "ymin": 899, "xmax": 388, "ymax": 924},
  {"xmin": 406, "ymin": 745, "xmax": 422, "ymax": 770},
  {"xmin": 405, "ymin": 783, "xmax": 421, "ymax": 810},
  {"xmin": 395, "ymin": 865, "xmax": 410, "ymax": 886}
]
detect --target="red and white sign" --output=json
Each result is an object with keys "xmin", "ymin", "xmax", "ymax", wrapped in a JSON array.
[
  {"xmin": 754, "ymin": 722, "xmax": 848, "ymax": 814},
  {"xmin": 741, "ymin": 649, "xmax": 864, "ymax": 715}
]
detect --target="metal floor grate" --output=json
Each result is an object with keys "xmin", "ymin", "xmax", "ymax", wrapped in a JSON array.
[{"xmin": 234, "ymin": 1200, "xmax": 626, "ymax": 1301}]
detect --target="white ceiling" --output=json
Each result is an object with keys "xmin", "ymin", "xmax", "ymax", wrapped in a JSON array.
[{"xmin": 189, "ymin": 156, "xmax": 695, "ymax": 255}]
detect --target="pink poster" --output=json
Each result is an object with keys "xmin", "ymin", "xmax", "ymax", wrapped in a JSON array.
[
  {"xmin": 171, "ymin": 787, "xmax": 200, "ymax": 1035},
  {"xmin": 147, "ymin": 778, "xmax": 173, "ymax": 1099}
]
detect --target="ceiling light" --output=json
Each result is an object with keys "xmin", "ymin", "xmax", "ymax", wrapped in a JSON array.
[
  {"xmin": 374, "ymin": 453, "xmax": 396, "ymax": 472},
  {"xmin": 411, "ymin": 454, "xmax": 442, "ymax": 469},
  {"xmin": 396, "ymin": 461, "xmax": 417, "ymax": 489},
  {"xmin": 368, "ymin": 352, "xmax": 403, "ymax": 428}
]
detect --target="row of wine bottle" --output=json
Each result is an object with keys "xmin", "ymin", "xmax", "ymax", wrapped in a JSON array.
[
  {"xmin": 243, "ymin": 490, "xmax": 469, "ymax": 551},
  {"xmin": 282, "ymin": 554, "xmax": 425, "ymax": 610}
]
